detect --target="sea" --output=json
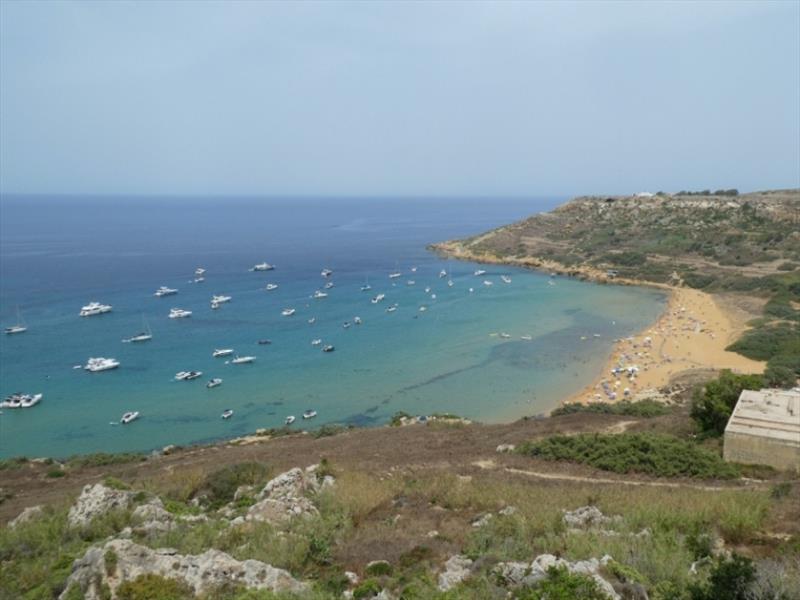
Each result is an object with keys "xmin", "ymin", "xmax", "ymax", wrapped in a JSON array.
[{"xmin": 0, "ymin": 195, "xmax": 666, "ymax": 458}]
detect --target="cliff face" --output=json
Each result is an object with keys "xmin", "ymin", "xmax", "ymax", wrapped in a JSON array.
[{"xmin": 434, "ymin": 190, "xmax": 800, "ymax": 288}]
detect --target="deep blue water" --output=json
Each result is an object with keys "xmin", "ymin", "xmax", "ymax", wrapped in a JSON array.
[{"xmin": 0, "ymin": 196, "xmax": 666, "ymax": 458}]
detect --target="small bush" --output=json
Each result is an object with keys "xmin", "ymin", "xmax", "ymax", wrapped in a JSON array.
[
  {"xmin": 552, "ymin": 399, "xmax": 669, "ymax": 418},
  {"xmin": 65, "ymin": 452, "xmax": 146, "ymax": 469},
  {"xmin": 365, "ymin": 560, "xmax": 392, "ymax": 576},
  {"xmin": 197, "ymin": 462, "xmax": 271, "ymax": 509},
  {"xmin": 103, "ymin": 476, "xmax": 131, "ymax": 490},
  {"xmin": 46, "ymin": 468, "xmax": 66, "ymax": 478},
  {"xmin": 353, "ymin": 578, "xmax": 382, "ymax": 599},
  {"xmin": 116, "ymin": 574, "xmax": 194, "ymax": 600},
  {"xmin": 517, "ymin": 566, "xmax": 608, "ymax": 600},
  {"xmin": 104, "ymin": 549, "xmax": 118, "ymax": 576},
  {"xmin": 389, "ymin": 411, "xmax": 412, "ymax": 426},
  {"xmin": 689, "ymin": 554, "xmax": 755, "ymax": 600},
  {"xmin": 0, "ymin": 456, "xmax": 28, "ymax": 470},
  {"xmin": 770, "ymin": 482, "xmax": 792, "ymax": 499},
  {"xmin": 690, "ymin": 370, "xmax": 764, "ymax": 436}
]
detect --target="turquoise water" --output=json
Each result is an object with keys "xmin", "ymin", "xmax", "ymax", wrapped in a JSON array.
[{"xmin": 0, "ymin": 196, "xmax": 666, "ymax": 458}]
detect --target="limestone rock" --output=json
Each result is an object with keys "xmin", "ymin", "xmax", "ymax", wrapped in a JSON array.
[
  {"xmin": 495, "ymin": 553, "xmax": 619, "ymax": 599},
  {"xmin": 67, "ymin": 484, "xmax": 134, "ymax": 528},
  {"xmin": 471, "ymin": 513, "xmax": 493, "ymax": 528},
  {"xmin": 498, "ymin": 506, "xmax": 518, "ymax": 516},
  {"xmin": 562, "ymin": 505, "xmax": 621, "ymax": 529},
  {"xmin": 9, "ymin": 505, "xmax": 43, "ymax": 528},
  {"xmin": 438, "ymin": 555, "xmax": 473, "ymax": 591},
  {"xmin": 59, "ymin": 538, "xmax": 308, "ymax": 599},
  {"xmin": 496, "ymin": 443, "xmax": 516, "ymax": 453},
  {"xmin": 131, "ymin": 497, "xmax": 175, "ymax": 533},
  {"xmin": 246, "ymin": 464, "xmax": 333, "ymax": 525}
]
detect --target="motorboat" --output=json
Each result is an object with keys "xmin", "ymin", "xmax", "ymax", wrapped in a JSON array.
[
  {"xmin": 257, "ymin": 339, "xmax": 272, "ymax": 345},
  {"xmin": 84, "ymin": 357, "xmax": 120, "ymax": 372},
  {"xmin": 285, "ymin": 415, "xmax": 296, "ymax": 425},
  {"xmin": 307, "ymin": 317, "xmax": 316, "ymax": 324},
  {"xmin": 500, "ymin": 333, "xmax": 511, "ymax": 339},
  {"xmin": 321, "ymin": 268, "xmax": 333, "ymax": 278},
  {"xmin": 430, "ymin": 294, "xmax": 437, "ymax": 300},
  {"xmin": 385, "ymin": 304, "xmax": 398, "ymax": 313},
  {"xmin": 1, "ymin": 393, "xmax": 42, "ymax": 409},
  {"xmin": 80, "ymin": 302, "xmax": 112, "ymax": 317},
  {"xmin": 389, "ymin": 272, "xmax": 402, "ymax": 279},
  {"xmin": 424, "ymin": 286, "xmax": 431, "ymax": 293},
  {"xmin": 212, "ymin": 295, "xmax": 232, "ymax": 304},
  {"xmin": 175, "ymin": 370, "xmax": 202, "ymax": 381},
  {"xmin": 213, "ymin": 348, "xmax": 234, "ymax": 357},
  {"xmin": 303, "ymin": 409, "xmax": 317, "ymax": 419},
  {"xmin": 4, "ymin": 307, "xmax": 27, "ymax": 334},
  {"xmin": 447, "ymin": 279, "xmax": 454, "ymax": 287},
  {"xmin": 123, "ymin": 316, "xmax": 152, "ymax": 343},
  {"xmin": 323, "ymin": 281, "xmax": 334, "ymax": 290},
  {"xmin": 483, "ymin": 280, "xmax": 493, "ymax": 287},
  {"xmin": 419, "ymin": 305, "xmax": 427, "ymax": 312},
  {"xmin": 120, "ymin": 411, "xmax": 139, "ymax": 424},
  {"xmin": 207, "ymin": 378, "xmax": 223, "ymax": 388},
  {"xmin": 195, "ymin": 267, "xmax": 206, "ymax": 276},
  {"xmin": 282, "ymin": 308, "xmax": 296, "ymax": 317},
  {"xmin": 169, "ymin": 308, "xmax": 192, "ymax": 318},
  {"xmin": 211, "ymin": 302, "xmax": 220, "ymax": 310},
  {"xmin": 439, "ymin": 269, "xmax": 447, "ymax": 278},
  {"xmin": 411, "ymin": 266, "xmax": 417, "ymax": 272},
  {"xmin": 221, "ymin": 409, "xmax": 234, "ymax": 419},
  {"xmin": 250, "ymin": 262, "xmax": 274, "ymax": 272},
  {"xmin": 354, "ymin": 316, "xmax": 362, "ymax": 325},
  {"xmin": 474, "ymin": 269, "xmax": 487, "ymax": 276},
  {"xmin": 371, "ymin": 293, "xmax": 385, "ymax": 304},
  {"xmin": 229, "ymin": 355, "xmax": 256, "ymax": 364},
  {"xmin": 501, "ymin": 275, "xmax": 512, "ymax": 284},
  {"xmin": 343, "ymin": 321, "xmax": 351, "ymax": 329},
  {"xmin": 265, "ymin": 283, "xmax": 279, "ymax": 291},
  {"xmin": 311, "ymin": 338, "xmax": 322, "ymax": 346},
  {"xmin": 194, "ymin": 277, "xmax": 205, "ymax": 283},
  {"xmin": 313, "ymin": 290, "xmax": 328, "ymax": 299},
  {"xmin": 322, "ymin": 345, "xmax": 335, "ymax": 353},
  {"xmin": 520, "ymin": 335, "xmax": 533, "ymax": 341},
  {"xmin": 406, "ymin": 280, "xmax": 415, "ymax": 286},
  {"xmin": 469, "ymin": 287, "xmax": 474, "ymax": 293},
  {"xmin": 154, "ymin": 286, "xmax": 178, "ymax": 297},
  {"xmin": 360, "ymin": 278, "xmax": 372, "ymax": 292}
]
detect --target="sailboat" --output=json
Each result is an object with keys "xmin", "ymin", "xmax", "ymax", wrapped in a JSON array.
[
  {"xmin": 122, "ymin": 316, "xmax": 152, "ymax": 343},
  {"xmin": 4, "ymin": 306, "xmax": 27, "ymax": 335}
]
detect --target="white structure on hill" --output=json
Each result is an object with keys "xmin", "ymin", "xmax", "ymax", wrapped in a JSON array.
[{"xmin": 723, "ymin": 388, "xmax": 800, "ymax": 472}]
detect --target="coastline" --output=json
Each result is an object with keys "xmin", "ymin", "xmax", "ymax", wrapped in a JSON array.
[{"xmin": 431, "ymin": 241, "xmax": 766, "ymax": 406}]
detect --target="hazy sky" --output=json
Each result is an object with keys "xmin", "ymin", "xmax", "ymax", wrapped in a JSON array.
[{"xmin": 1, "ymin": 1, "xmax": 798, "ymax": 197}]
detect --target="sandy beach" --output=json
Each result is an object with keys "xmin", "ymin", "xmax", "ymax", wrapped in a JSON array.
[{"xmin": 564, "ymin": 286, "xmax": 766, "ymax": 405}]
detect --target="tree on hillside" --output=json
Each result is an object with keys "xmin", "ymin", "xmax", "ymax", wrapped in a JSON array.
[{"xmin": 690, "ymin": 370, "xmax": 764, "ymax": 436}]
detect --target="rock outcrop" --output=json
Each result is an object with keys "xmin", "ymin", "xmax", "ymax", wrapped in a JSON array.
[
  {"xmin": 67, "ymin": 484, "xmax": 134, "ymax": 528},
  {"xmin": 562, "ymin": 505, "xmax": 621, "ymax": 529},
  {"xmin": 59, "ymin": 538, "xmax": 308, "ymax": 599},
  {"xmin": 495, "ymin": 554, "xmax": 619, "ymax": 599},
  {"xmin": 131, "ymin": 497, "xmax": 175, "ymax": 534},
  {"xmin": 438, "ymin": 555, "xmax": 473, "ymax": 591},
  {"xmin": 246, "ymin": 464, "xmax": 333, "ymax": 525},
  {"xmin": 8, "ymin": 505, "xmax": 43, "ymax": 528}
]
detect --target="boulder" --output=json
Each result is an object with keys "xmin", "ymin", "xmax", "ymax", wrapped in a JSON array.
[
  {"xmin": 438, "ymin": 555, "xmax": 473, "ymax": 591},
  {"xmin": 9, "ymin": 505, "xmax": 43, "ymax": 528},
  {"xmin": 59, "ymin": 538, "xmax": 308, "ymax": 599},
  {"xmin": 495, "ymin": 553, "xmax": 619, "ymax": 599},
  {"xmin": 471, "ymin": 513, "xmax": 493, "ymax": 528},
  {"xmin": 67, "ymin": 484, "xmax": 134, "ymax": 528},
  {"xmin": 131, "ymin": 497, "xmax": 175, "ymax": 534},
  {"xmin": 246, "ymin": 464, "xmax": 333, "ymax": 525},
  {"xmin": 496, "ymin": 444, "xmax": 516, "ymax": 453},
  {"xmin": 562, "ymin": 505, "xmax": 621, "ymax": 529}
]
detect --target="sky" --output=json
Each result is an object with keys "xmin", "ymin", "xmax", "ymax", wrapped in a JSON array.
[{"xmin": 1, "ymin": 1, "xmax": 798, "ymax": 197}]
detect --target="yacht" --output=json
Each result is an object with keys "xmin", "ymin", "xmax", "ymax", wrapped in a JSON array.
[
  {"xmin": 212, "ymin": 295, "xmax": 232, "ymax": 304},
  {"xmin": 419, "ymin": 305, "xmax": 427, "ymax": 312},
  {"xmin": 406, "ymin": 280, "xmax": 415, "ymax": 286},
  {"xmin": 281, "ymin": 308, "xmax": 296, "ymax": 317},
  {"xmin": 424, "ymin": 286, "xmax": 431, "ymax": 293},
  {"xmin": 386, "ymin": 304, "xmax": 398, "ymax": 313},
  {"xmin": 154, "ymin": 286, "xmax": 178, "ymax": 297},
  {"xmin": 311, "ymin": 338, "xmax": 322, "ymax": 346},
  {"xmin": 469, "ymin": 287, "xmax": 475, "ymax": 293},
  {"xmin": 322, "ymin": 345, "xmax": 335, "ymax": 353},
  {"xmin": 213, "ymin": 348, "xmax": 234, "ymax": 358},
  {"xmin": 169, "ymin": 308, "xmax": 192, "ymax": 319},
  {"xmin": 1, "ymin": 393, "xmax": 42, "ymax": 409},
  {"xmin": 501, "ymin": 275, "xmax": 512, "ymax": 284},
  {"xmin": 371, "ymin": 293, "xmax": 385, "ymax": 304},
  {"xmin": 430, "ymin": 294, "xmax": 437, "ymax": 300},
  {"xmin": 474, "ymin": 269, "xmax": 487, "ymax": 276},
  {"xmin": 194, "ymin": 277, "xmax": 205, "ymax": 283},
  {"xmin": 211, "ymin": 301, "xmax": 220, "ymax": 310},
  {"xmin": 250, "ymin": 262, "xmax": 274, "ymax": 272},
  {"xmin": 483, "ymin": 280, "xmax": 493, "ymax": 287},
  {"xmin": 411, "ymin": 266, "xmax": 417, "ymax": 272},
  {"xmin": 323, "ymin": 281, "xmax": 334, "ymax": 290},
  {"xmin": 221, "ymin": 409, "xmax": 234, "ymax": 419},
  {"xmin": 285, "ymin": 415, "xmax": 296, "ymax": 425},
  {"xmin": 120, "ymin": 411, "xmax": 139, "ymax": 425},
  {"xmin": 80, "ymin": 302, "xmax": 112, "ymax": 317},
  {"xmin": 303, "ymin": 409, "xmax": 317, "ymax": 419},
  {"xmin": 520, "ymin": 335, "xmax": 533, "ymax": 341},
  {"xmin": 195, "ymin": 267, "xmax": 206, "ymax": 276},
  {"xmin": 175, "ymin": 370, "xmax": 202, "ymax": 381},
  {"xmin": 353, "ymin": 316, "xmax": 362, "ymax": 325},
  {"xmin": 343, "ymin": 321, "xmax": 351, "ymax": 329},
  {"xmin": 207, "ymin": 378, "xmax": 223, "ymax": 388},
  {"xmin": 84, "ymin": 357, "xmax": 120, "ymax": 372},
  {"xmin": 265, "ymin": 283, "xmax": 279, "ymax": 291},
  {"xmin": 447, "ymin": 279, "xmax": 454, "ymax": 287},
  {"xmin": 500, "ymin": 333, "xmax": 511, "ymax": 339},
  {"xmin": 229, "ymin": 355, "xmax": 256, "ymax": 364},
  {"xmin": 321, "ymin": 268, "xmax": 333, "ymax": 278},
  {"xmin": 123, "ymin": 316, "xmax": 152, "ymax": 343},
  {"xmin": 360, "ymin": 278, "xmax": 372, "ymax": 292},
  {"xmin": 313, "ymin": 290, "xmax": 328, "ymax": 299},
  {"xmin": 438, "ymin": 269, "xmax": 447, "ymax": 278},
  {"xmin": 389, "ymin": 272, "xmax": 402, "ymax": 279},
  {"xmin": 307, "ymin": 317, "xmax": 316, "ymax": 324},
  {"xmin": 4, "ymin": 307, "xmax": 27, "ymax": 335}
]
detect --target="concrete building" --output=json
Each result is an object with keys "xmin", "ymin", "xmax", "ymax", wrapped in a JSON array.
[{"xmin": 723, "ymin": 388, "xmax": 800, "ymax": 472}]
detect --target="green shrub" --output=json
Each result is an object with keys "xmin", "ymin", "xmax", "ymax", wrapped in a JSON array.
[
  {"xmin": 116, "ymin": 574, "xmax": 194, "ymax": 600},
  {"xmin": 46, "ymin": 468, "xmax": 66, "ymax": 478},
  {"xmin": 198, "ymin": 462, "xmax": 271, "ymax": 509},
  {"xmin": 65, "ymin": 452, "xmax": 146, "ymax": 469},
  {"xmin": 364, "ymin": 560, "xmax": 392, "ymax": 576},
  {"xmin": 389, "ymin": 411, "xmax": 412, "ymax": 426},
  {"xmin": 517, "ymin": 566, "xmax": 608, "ymax": 600},
  {"xmin": 518, "ymin": 433, "xmax": 739, "ymax": 479},
  {"xmin": 353, "ymin": 578, "xmax": 381, "ymax": 599},
  {"xmin": 689, "ymin": 554, "xmax": 755, "ymax": 600},
  {"xmin": 770, "ymin": 482, "xmax": 792, "ymax": 499},
  {"xmin": 764, "ymin": 365, "xmax": 797, "ymax": 388},
  {"xmin": 103, "ymin": 476, "xmax": 131, "ymax": 490},
  {"xmin": 104, "ymin": 549, "xmax": 118, "ymax": 576},
  {"xmin": 690, "ymin": 370, "xmax": 764, "ymax": 436},
  {"xmin": 0, "ymin": 456, "xmax": 28, "ymax": 470},
  {"xmin": 551, "ymin": 400, "xmax": 669, "ymax": 418}
]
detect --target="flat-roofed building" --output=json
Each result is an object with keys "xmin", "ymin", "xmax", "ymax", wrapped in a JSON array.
[{"xmin": 723, "ymin": 388, "xmax": 800, "ymax": 472}]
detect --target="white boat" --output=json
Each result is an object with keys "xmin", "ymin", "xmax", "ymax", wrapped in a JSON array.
[
  {"xmin": 120, "ymin": 411, "xmax": 139, "ymax": 424},
  {"xmin": 211, "ymin": 302, "xmax": 220, "ymax": 310},
  {"xmin": 229, "ymin": 355, "xmax": 256, "ymax": 364},
  {"xmin": 430, "ymin": 293, "xmax": 437, "ymax": 299},
  {"xmin": 80, "ymin": 302, "xmax": 112, "ymax": 317},
  {"xmin": 323, "ymin": 281, "xmax": 334, "ymax": 290},
  {"xmin": 343, "ymin": 321, "xmax": 351, "ymax": 329},
  {"xmin": 282, "ymin": 308, "xmax": 296, "ymax": 317},
  {"xmin": 213, "ymin": 348, "xmax": 234, "ymax": 357},
  {"xmin": 447, "ymin": 279, "xmax": 454, "ymax": 287},
  {"xmin": 84, "ymin": 357, "xmax": 120, "ymax": 372},
  {"xmin": 1, "ymin": 393, "xmax": 42, "ymax": 409},
  {"xmin": 469, "ymin": 287, "xmax": 474, "ymax": 293},
  {"xmin": 411, "ymin": 266, "xmax": 417, "ymax": 272},
  {"xmin": 419, "ymin": 305, "xmax": 427, "ymax": 312},
  {"xmin": 250, "ymin": 262, "xmax": 274, "ymax": 272},
  {"xmin": 424, "ymin": 286, "xmax": 431, "ymax": 293},
  {"xmin": 175, "ymin": 370, "xmax": 202, "ymax": 381},
  {"xmin": 265, "ymin": 283, "xmax": 279, "ymax": 291},
  {"xmin": 123, "ymin": 316, "xmax": 152, "ymax": 343},
  {"xmin": 313, "ymin": 290, "xmax": 328, "ymax": 299},
  {"xmin": 438, "ymin": 269, "xmax": 447, "ymax": 278},
  {"xmin": 501, "ymin": 275, "xmax": 512, "ymax": 284},
  {"xmin": 407, "ymin": 280, "xmax": 415, "ymax": 286},
  {"xmin": 321, "ymin": 268, "xmax": 333, "ymax": 278},
  {"xmin": 193, "ymin": 277, "xmax": 205, "ymax": 283},
  {"xmin": 483, "ymin": 280, "xmax": 493, "ymax": 287},
  {"xmin": 4, "ymin": 307, "xmax": 27, "ymax": 335},
  {"xmin": 303, "ymin": 409, "xmax": 317, "ymax": 419},
  {"xmin": 154, "ymin": 286, "xmax": 178, "ymax": 297},
  {"xmin": 520, "ymin": 335, "xmax": 533, "ymax": 341},
  {"xmin": 500, "ymin": 333, "xmax": 511, "ymax": 339},
  {"xmin": 386, "ymin": 304, "xmax": 398, "ymax": 313},
  {"xmin": 474, "ymin": 269, "xmax": 487, "ymax": 276},
  {"xmin": 389, "ymin": 272, "xmax": 402, "ymax": 279},
  {"xmin": 221, "ymin": 409, "xmax": 234, "ymax": 419},
  {"xmin": 360, "ymin": 277, "xmax": 372, "ymax": 292},
  {"xmin": 207, "ymin": 378, "xmax": 223, "ymax": 388},
  {"xmin": 322, "ymin": 345, "xmax": 335, "ymax": 352},
  {"xmin": 371, "ymin": 293, "xmax": 385, "ymax": 304},
  {"xmin": 311, "ymin": 338, "xmax": 322, "ymax": 346},
  {"xmin": 354, "ymin": 316, "xmax": 362, "ymax": 325},
  {"xmin": 169, "ymin": 308, "xmax": 192, "ymax": 319},
  {"xmin": 195, "ymin": 267, "xmax": 206, "ymax": 276},
  {"xmin": 212, "ymin": 295, "xmax": 232, "ymax": 304},
  {"xmin": 285, "ymin": 415, "xmax": 296, "ymax": 425},
  {"xmin": 307, "ymin": 317, "xmax": 316, "ymax": 324}
]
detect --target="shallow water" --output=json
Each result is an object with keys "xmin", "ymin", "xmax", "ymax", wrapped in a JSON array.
[{"xmin": 0, "ymin": 196, "xmax": 666, "ymax": 458}]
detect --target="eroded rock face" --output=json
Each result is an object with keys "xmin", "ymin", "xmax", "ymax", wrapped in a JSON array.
[
  {"xmin": 131, "ymin": 497, "xmax": 175, "ymax": 534},
  {"xmin": 438, "ymin": 555, "xmax": 473, "ymax": 591},
  {"xmin": 67, "ymin": 484, "xmax": 134, "ymax": 528},
  {"xmin": 245, "ymin": 464, "xmax": 333, "ymax": 525},
  {"xmin": 562, "ymin": 505, "xmax": 621, "ymax": 529},
  {"xmin": 495, "ymin": 554, "xmax": 619, "ymax": 599},
  {"xmin": 59, "ymin": 538, "xmax": 308, "ymax": 599},
  {"xmin": 8, "ymin": 505, "xmax": 43, "ymax": 528}
]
